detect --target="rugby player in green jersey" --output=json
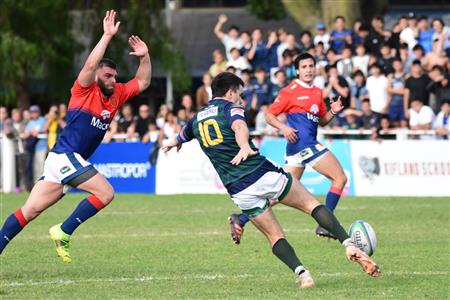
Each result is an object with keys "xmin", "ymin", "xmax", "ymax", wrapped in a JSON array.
[{"xmin": 162, "ymin": 72, "xmax": 380, "ymax": 288}]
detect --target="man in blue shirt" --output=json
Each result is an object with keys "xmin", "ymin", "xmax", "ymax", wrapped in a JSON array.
[{"xmin": 330, "ymin": 16, "xmax": 352, "ymax": 54}]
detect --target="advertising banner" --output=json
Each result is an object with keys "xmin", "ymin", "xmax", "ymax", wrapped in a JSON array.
[
  {"xmin": 89, "ymin": 142, "xmax": 156, "ymax": 193},
  {"xmin": 155, "ymin": 140, "xmax": 227, "ymax": 194},
  {"xmin": 258, "ymin": 138, "xmax": 355, "ymax": 196},
  {"xmin": 350, "ymin": 140, "xmax": 450, "ymax": 196}
]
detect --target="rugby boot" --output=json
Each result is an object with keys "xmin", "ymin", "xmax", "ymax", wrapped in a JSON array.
[
  {"xmin": 344, "ymin": 242, "xmax": 381, "ymax": 277},
  {"xmin": 228, "ymin": 213, "xmax": 244, "ymax": 245},
  {"xmin": 296, "ymin": 270, "xmax": 315, "ymax": 288},
  {"xmin": 315, "ymin": 225, "xmax": 337, "ymax": 240},
  {"xmin": 49, "ymin": 223, "xmax": 72, "ymax": 264}
]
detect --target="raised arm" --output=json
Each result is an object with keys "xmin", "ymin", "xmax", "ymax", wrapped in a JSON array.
[
  {"xmin": 319, "ymin": 96, "xmax": 344, "ymax": 126},
  {"xmin": 214, "ymin": 14, "xmax": 227, "ymax": 40},
  {"xmin": 128, "ymin": 35, "xmax": 151, "ymax": 92},
  {"xmin": 78, "ymin": 10, "xmax": 120, "ymax": 87}
]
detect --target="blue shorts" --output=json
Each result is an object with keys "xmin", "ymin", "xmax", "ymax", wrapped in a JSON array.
[{"xmin": 389, "ymin": 104, "xmax": 405, "ymax": 122}]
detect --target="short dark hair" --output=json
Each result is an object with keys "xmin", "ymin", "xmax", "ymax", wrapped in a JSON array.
[
  {"xmin": 98, "ymin": 58, "xmax": 117, "ymax": 70},
  {"xmin": 211, "ymin": 72, "xmax": 244, "ymax": 98},
  {"xmin": 229, "ymin": 25, "xmax": 240, "ymax": 32},
  {"xmin": 294, "ymin": 52, "xmax": 316, "ymax": 70},
  {"xmin": 431, "ymin": 64, "xmax": 444, "ymax": 73},
  {"xmin": 335, "ymin": 16, "xmax": 345, "ymax": 22},
  {"xmin": 325, "ymin": 63, "xmax": 337, "ymax": 73},
  {"xmin": 432, "ymin": 18, "xmax": 444, "ymax": 27}
]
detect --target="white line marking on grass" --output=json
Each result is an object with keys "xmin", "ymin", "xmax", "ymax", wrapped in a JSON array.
[
  {"xmin": 3, "ymin": 274, "xmax": 253, "ymax": 287},
  {"xmin": 318, "ymin": 271, "xmax": 448, "ymax": 277}
]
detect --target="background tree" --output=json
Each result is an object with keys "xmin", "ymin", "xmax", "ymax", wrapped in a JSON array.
[
  {"xmin": 247, "ymin": 0, "xmax": 286, "ymax": 21},
  {"xmin": 0, "ymin": 0, "xmax": 77, "ymax": 109}
]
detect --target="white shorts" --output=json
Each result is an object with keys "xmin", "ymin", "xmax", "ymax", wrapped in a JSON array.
[
  {"xmin": 285, "ymin": 143, "xmax": 328, "ymax": 168},
  {"xmin": 41, "ymin": 152, "xmax": 96, "ymax": 192},
  {"xmin": 231, "ymin": 170, "xmax": 292, "ymax": 218}
]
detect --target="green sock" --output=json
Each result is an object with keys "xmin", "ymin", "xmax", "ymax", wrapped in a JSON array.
[
  {"xmin": 311, "ymin": 205, "xmax": 350, "ymax": 243},
  {"xmin": 272, "ymin": 238, "xmax": 304, "ymax": 275}
]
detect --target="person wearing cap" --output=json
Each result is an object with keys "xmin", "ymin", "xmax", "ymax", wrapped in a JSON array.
[
  {"xmin": 22, "ymin": 105, "xmax": 47, "ymax": 186},
  {"xmin": 400, "ymin": 12, "xmax": 418, "ymax": 51},
  {"xmin": 313, "ymin": 21, "xmax": 330, "ymax": 51}
]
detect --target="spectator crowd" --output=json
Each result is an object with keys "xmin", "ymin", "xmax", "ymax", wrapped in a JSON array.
[{"xmin": 1, "ymin": 12, "xmax": 450, "ymax": 192}]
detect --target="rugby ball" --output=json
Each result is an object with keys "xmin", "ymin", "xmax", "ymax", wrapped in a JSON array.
[{"xmin": 348, "ymin": 220, "xmax": 377, "ymax": 256}]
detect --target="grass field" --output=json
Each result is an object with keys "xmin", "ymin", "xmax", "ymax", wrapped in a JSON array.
[{"xmin": 0, "ymin": 193, "xmax": 449, "ymax": 299}]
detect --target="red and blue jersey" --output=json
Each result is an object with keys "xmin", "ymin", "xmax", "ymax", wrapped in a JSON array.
[
  {"xmin": 269, "ymin": 79, "xmax": 327, "ymax": 156},
  {"xmin": 51, "ymin": 79, "xmax": 140, "ymax": 159}
]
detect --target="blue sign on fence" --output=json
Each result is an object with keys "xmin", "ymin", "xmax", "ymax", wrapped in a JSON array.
[
  {"xmin": 88, "ymin": 142, "xmax": 156, "ymax": 193},
  {"xmin": 259, "ymin": 138, "xmax": 355, "ymax": 196}
]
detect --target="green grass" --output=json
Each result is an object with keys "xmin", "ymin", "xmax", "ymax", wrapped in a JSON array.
[{"xmin": 0, "ymin": 193, "xmax": 449, "ymax": 299}]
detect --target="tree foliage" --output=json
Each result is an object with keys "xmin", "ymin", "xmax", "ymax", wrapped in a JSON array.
[
  {"xmin": 247, "ymin": 0, "xmax": 286, "ymax": 21},
  {"xmin": 0, "ymin": 0, "xmax": 77, "ymax": 107}
]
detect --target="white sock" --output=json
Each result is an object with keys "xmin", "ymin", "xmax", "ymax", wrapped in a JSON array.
[{"xmin": 294, "ymin": 265, "xmax": 306, "ymax": 276}]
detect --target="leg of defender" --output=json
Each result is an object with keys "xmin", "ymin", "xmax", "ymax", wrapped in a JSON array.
[
  {"xmin": 312, "ymin": 151, "xmax": 347, "ymax": 212},
  {"xmin": 0, "ymin": 180, "xmax": 63, "ymax": 254}
]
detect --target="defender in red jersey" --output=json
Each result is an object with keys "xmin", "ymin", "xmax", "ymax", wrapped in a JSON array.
[
  {"xmin": 228, "ymin": 53, "xmax": 348, "ymax": 243},
  {"xmin": 0, "ymin": 10, "xmax": 151, "ymax": 263}
]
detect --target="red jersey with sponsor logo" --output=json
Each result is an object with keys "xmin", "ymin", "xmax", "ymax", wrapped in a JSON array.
[
  {"xmin": 269, "ymin": 79, "xmax": 326, "ymax": 155},
  {"xmin": 51, "ymin": 79, "xmax": 139, "ymax": 158}
]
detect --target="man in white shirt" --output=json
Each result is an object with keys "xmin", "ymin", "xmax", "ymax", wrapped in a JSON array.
[
  {"xmin": 433, "ymin": 100, "xmax": 450, "ymax": 138},
  {"xmin": 409, "ymin": 99, "xmax": 435, "ymax": 129},
  {"xmin": 313, "ymin": 21, "xmax": 330, "ymax": 50},
  {"xmin": 400, "ymin": 13, "xmax": 418, "ymax": 51},
  {"xmin": 366, "ymin": 63, "xmax": 389, "ymax": 115},
  {"xmin": 214, "ymin": 14, "xmax": 242, "ymax": 60}
]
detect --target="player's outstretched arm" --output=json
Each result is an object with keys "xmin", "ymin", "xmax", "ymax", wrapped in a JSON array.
[
  {"xmin": 78, "ymin": 10, "xmax": 121, "ymax": 87},
  {"xmin": 129, "ymin": 35, "xmax": 151, "ymax": 92},
  {"xmin": 230, "ymin": 120, "xmax": 258, "ymax": 165}
]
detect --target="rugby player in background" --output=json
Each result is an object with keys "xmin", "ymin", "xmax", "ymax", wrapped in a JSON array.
[
  {"xmin": 229, "ymin": 52, "xmax": 348, "ymax": 243},
  {"xmin": 163, "ymin": 72, "xmax": 380, "ymax": 288},
  {"xmin": 0, "ymin": 10, "xmax": 151, "ymax": 263}
]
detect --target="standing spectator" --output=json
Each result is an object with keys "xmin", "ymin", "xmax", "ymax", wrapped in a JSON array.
[
  {"xmin": 337, "ymin": 45, "xmax": 353, "ymax": 80},
  {"xmin": 330, "ymin": 16, "xmax": 352, "ymax": 54},
  {"xmin": 423, "ymin": 38, "xmax": 449, "ymax": 71},
  {"xmin": 279, "ymin": 49, "xmax": 297, "ymax": 80},
  {"xmin": 23, "ymin": 105, "xmax": 47, "ymax": 188},
  {"xmin": 44, "ymin": 104, "xmax": 65, "ymax": 150},
  {"xmin": 156, "ymin": 104, "xmax": 169, "ymax": 129},
  {"xmin": 195, "ymin": 72, "xmax": 213, "ymax": 109},
  {"xmin": 325, "ymin": 48, "xmax": 340, "ymax": 66},
  {"xmin": 387, "ymin": 59, "xmax": 407, "ymax": 127},
  {"xmin": 213, "ymin": 14, "xmax": 242, "ymax": 60},
  {"xmin": 270, "ymin": 70, "xmax": 288, "ymax": 101},
  {"xmin": 400, "ymin": 13, "xmax": 418, "ymax": 51},
  {"xmin": 209, "ymin": 49, "xmax": 228, "ymax": 77},
  {"xmin": 434, "ymin": 100, "xmax": 450, "ymax": 138},
  {"xmin": 240, "ymin": 69, "xmax": 254, "ymax": 109},
  {"xmin": 367, "ymin": 15, "xmax": 391, "ymax": 57},
  {"xmin": 350, "ymin": 70, "xmax": 368, "ymax": 109},
  {"xmin": 157, "ymin": 111, "xmax": 180, "ymax": 146},
  {"xmin": 426, "ymin": 65, "xmax": 450, "ymax": 113},
  {"xmin": 299, "ymin": 30, "xmax": 314, "ymax": 52},
  {"xmin": 313, "ymin": 21, "xmax": 330, "ymax": 50},
  {"xmin": 412, "ymin": 44, "xmax": 426, "ymax": 62},
  {"xmin": 323, "ymin": 64, "xmax": 350, "ymax": 108},
  {"xmin": 247, "ymin": 28, "xmax": 269, "ymax": 70},
  {"xmin": 275, "ymin": 28, "xmax": 289, "ymax": 62},
  {"xmin": 277, "ymin": 34, "xmax": 300, "ymax": 66},
  {"xmin": 352, "ymin": 43, "xmax": 370, "ymax": 75},
  {"xmin": 313, "ymin": 42, "xmax": 328, "ymax": 68},
  {"xmin": 366, "ymin": 63, "xmax": 389, "ymax": 116},
  {"xmin": 227, "ymin": 47, "xmax": 252, "ymax": 74},
  {"xmin": 251, "ymin": 67, "xmax": 272, "ymax": 109},
  {"xmin": 180, "ymin": 94, "xmax": 195, "ymax": 118},
  {"xmin": 351, "ymin": 19, "xmax": 363, "ymax": 44},
  {"xmin": 408, "ymin": 99, "xmax": 435, "ymax": 130},
  {"xmin": 377, "ymin": 43, "xmax": 395, "ymax": 75},
  {"xmin": 360, "ymin": 99, "xmax": 380, "ymax": 130},
  {"xmin": 111, "ymin": 103, "xmax": 136, "ymax": 141},
  {"xmin": 266, "ymin": 30, "xmax": 280, "ymax": 72},
  {"xmin": 135, "ymin": 104, "xmax": 155, "ymax": 140},
  {"xmin": 239, "ymin": 31, "xmax": 252, "ymax": 57},
  {"xmin": 432, "ymin": 18, "xmax": 450, "ymax": 58},
  {"xmin": 389, "ymin": 18, "xmax": 406, "ymax": 52},
  {"xmin": 417, "ymin": 16, "xmax": 434, "ymax": 53},
  {"xmin": 399, "ymin": 43, "xmax": 413, "ymax": 73},
  {"xmin": 9, "ymin": 109, "xmax": 27, "ymax": 192},
  {"xmin": 404, "ymin": 59, "xmax": 431, "ymax": 118}
]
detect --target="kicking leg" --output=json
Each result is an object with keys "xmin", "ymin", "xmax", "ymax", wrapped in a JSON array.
[
  {"xmin": 250, "ymin": 207, "xmax": 314, "ymax": 288},
  {"xmin": 0, "ymin": 180, "xmax": 63, "ymax": 254},
  {"xmin": 280, "ymin": 180, "xmax": 380, "ymax": 277}
]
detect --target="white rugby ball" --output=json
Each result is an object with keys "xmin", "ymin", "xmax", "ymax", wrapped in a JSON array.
[{"xmin": 348, "ymin": 220, "xmax": 377, "ymax": 256}]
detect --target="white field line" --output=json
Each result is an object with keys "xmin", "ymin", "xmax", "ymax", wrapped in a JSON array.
[
  {"xmin": 18, "ymin": 228, "xmax": 314, "ymax": 241},
  {"xmin": 3, "ymin": 271, "xmax": 447, "ymax": 288}
]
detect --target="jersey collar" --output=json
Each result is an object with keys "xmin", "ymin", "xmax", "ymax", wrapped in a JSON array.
[{"xmin": 295, "ymin": 79, "xmax": 314, "ymax": 89}]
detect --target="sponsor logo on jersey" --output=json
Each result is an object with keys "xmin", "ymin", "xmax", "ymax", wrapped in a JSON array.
[
  {"xmin": 91, "ymin": 116, "xmax": 110, "ymax": 130},
  {"xmin": 60, "ymin": 166, "xmax": 71, "ymax": 174},
  {"xmin": 230, "ymin": 107, "xmax": 245, "ymax": 117},
  {"xmin": 101, "ymin": 110, "xmax": 111, "ymax": 120},
  {"xmin": 297, "ymin": 96, "xmax": 309, "ymax": 100},
  {"xmin": 197, "ymin": 106, "xmax": 218, "ymax": 121}
]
